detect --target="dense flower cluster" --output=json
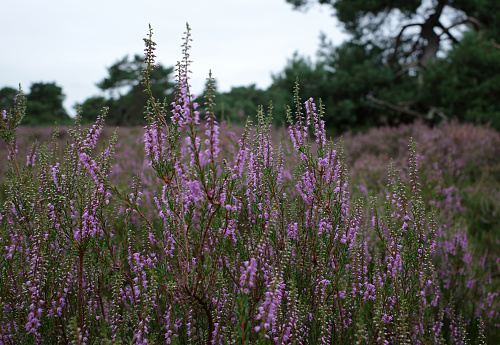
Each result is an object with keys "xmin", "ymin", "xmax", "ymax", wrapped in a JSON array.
[{"xmin": 0, "ymin": 24, "xmax": 498, "ymax": 344}]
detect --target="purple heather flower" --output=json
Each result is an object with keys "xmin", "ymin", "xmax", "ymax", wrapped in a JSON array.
[
  {"xmin": 240, "ymin": 258, "xmax": 258, "ymax": 290},
  {"xmin": 381, "ymin": 314, "xmax": 393, "ymax": 324},
  {"xmin": 82, "ymin": 114, "xmax": 105, "ymax": 149},
  {"xmin": 232, "ymin": 140, "xmax": 248, "ymax": 179},
  {"xmin": 26, "ymin": 152, "xmax": 37, "ymax": 167},
  {"xmin": 296, "ymin": 170, "xmax": 315, "ymax": 204},
  {"xmin": 255, "ymin": 273, "xmax": 285, "ymax": 330},
  {"xmin": 305, "ymin": 98, "xmax": 326, "ymax": 147},
  {"xmin": 170, "ymin": 70, "xmax": 200, "ymax": 127},
  {"xmin": 287, "ymin": 222, "xmax": 299, "ymax": 241},
  {"xmin": 204, "ymin": 108, "xmax": 221, "ymax": 163},
  {"xmin": 143, "ymin": 122, "xmax": 166, "ymax": 164}
]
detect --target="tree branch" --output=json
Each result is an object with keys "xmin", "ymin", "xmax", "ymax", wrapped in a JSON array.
[
  {"xmin": 438, "ymin": 16, "xmax": 482, "ymax": 43},
  {"xmin": 367, "ymin": 96, "xmax": 448, "ymax": 121},
  {"xmin": 367, "ymin": 95, "xmax": 425, "ymax": 119},
  {"xmin": 390, "ymin": 23, "xmax": 423, "ymax": 66}
]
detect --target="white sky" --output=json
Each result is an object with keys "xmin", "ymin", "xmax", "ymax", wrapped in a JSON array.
[{"xmin": 0, "ymin": 0, "xmax": 348, "ymax": 117}]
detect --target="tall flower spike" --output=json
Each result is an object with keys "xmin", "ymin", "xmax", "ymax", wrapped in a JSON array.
[
  {"xmin": 305, "ymin": 98, "xmax": 326, "ymax": 148},
  {"xmin": 203, "ymin": 70, "xmax": 221, "ymax": 164},
  {"xmin": 171, "ymin": 23, "xmax": 200, "ymax": 127}
]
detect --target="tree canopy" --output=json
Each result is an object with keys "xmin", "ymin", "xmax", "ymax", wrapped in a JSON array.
[
  {"xmin": 23, "ymin": 82, "xmax": 71, "ymax": 126},
  {"xmin": 1, "ymin": 83, "xmax": 72, "ymax": 126},
  {"xmin": 281, "ymin": 0, "xmax": 500, "ymax": 131},
  {"xmin": 0, "ymin": 87, "xmax": 18, "ymax": 113},
  {"xmin": 77, "ymin": 54, "xmax": 176, "ymax": 126}
]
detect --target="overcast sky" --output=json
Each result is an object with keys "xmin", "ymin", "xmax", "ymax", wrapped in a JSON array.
[{"xmin": 1, "ymin": 0, "xmax": 348, "ymax": 117}]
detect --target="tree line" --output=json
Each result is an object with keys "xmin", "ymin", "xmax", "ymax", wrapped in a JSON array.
[{"xmin": 2, "ymin": 0, "xmax": 500, "ymax": 132}]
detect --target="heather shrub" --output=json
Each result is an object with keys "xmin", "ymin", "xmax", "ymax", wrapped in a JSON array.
[
  {"xmin": 343, "ymin": 122, "xmax": 500, "ymax": 341},
  {"xmin": 0, "ymin": 24, "xmax": 499, "ymax": 344},
  {"xmin": 343, "ymin": 121, "xmax": 500, "ymax": 267}
]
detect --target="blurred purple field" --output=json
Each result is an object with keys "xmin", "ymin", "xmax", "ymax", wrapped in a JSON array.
[
  {"xmin": 1, "ymin": 118, "xmax": 500, "ymax": 343},
  {"xmin": 3, "ymin": 120, "xmax": 498, "ymax": 247}
]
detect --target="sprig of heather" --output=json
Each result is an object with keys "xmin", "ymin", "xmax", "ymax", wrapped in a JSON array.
[
  {"xmin": 203, "ymin": 71, "xmax": 221, "ymax": 167},
  {"xmin": 140, "ymin": 23, "xmax": 247, "ymax": 344},
  {"xmin": 244, "ymin": 104, "xmax": 285, "ymax": 233},
  {"xmin": 171, "ymin": 24, "xmax": 200, "ymax": 128},
  {"xmin": 0, "ymin": 88, "xmax": 26, "ymax": 164},
  {"xmin": 0, "ymin": 100, "xmax": 123, "ymax": 343},
  {"xmin": 367, "ymin": 140, "xmax": 442, "ymax": 343},
  {"xmin": 255, "ymin": 272, "xmax": 285, "ymax": 335},
  {"xmin": 305, "ymin": 97, "xmax": 326, "ymax": 149}
]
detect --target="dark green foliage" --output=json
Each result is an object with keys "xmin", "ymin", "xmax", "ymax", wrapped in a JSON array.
[
  {"xmin": 24, "ymin": 82, "xmax": 72, "ymax": 126},
  {"xmin": 269, "ymin": 42, "xmax": 422, "ymax": 133},
  {"xmin": 0, "ymin": 87, "xmax": 17, "ymax": 111},
  {"xmin": 451, "ymin": 0, "xmax": 500, "ymax": 41},
  {"xmin": 283, "ymin": 0, "xmax": 500, "ymax": 131},
  {"xmin": 423, "ymin": 31, "xmax": 500, "ymax": 128},
  {"xmin": 268, "ymin": 53, "xmax": 328, "ymax": 126},
  {"xmin": 97, "ymin": 54, "xmax": 175, "ymax": 100},
  {"xmin": 1, "ymin": 84, "xmax": 71, "ymax": 127},
  {"xmin": 197, "ymin": 83, "xmax": 271, "ymax": 124},
  {"xmin": 76, "ymin": 96, "xmax": 108, "ymax": 124},
  {"xmin": 78, "ymin": 54, "xmax": 176, "ymax": 126}
]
